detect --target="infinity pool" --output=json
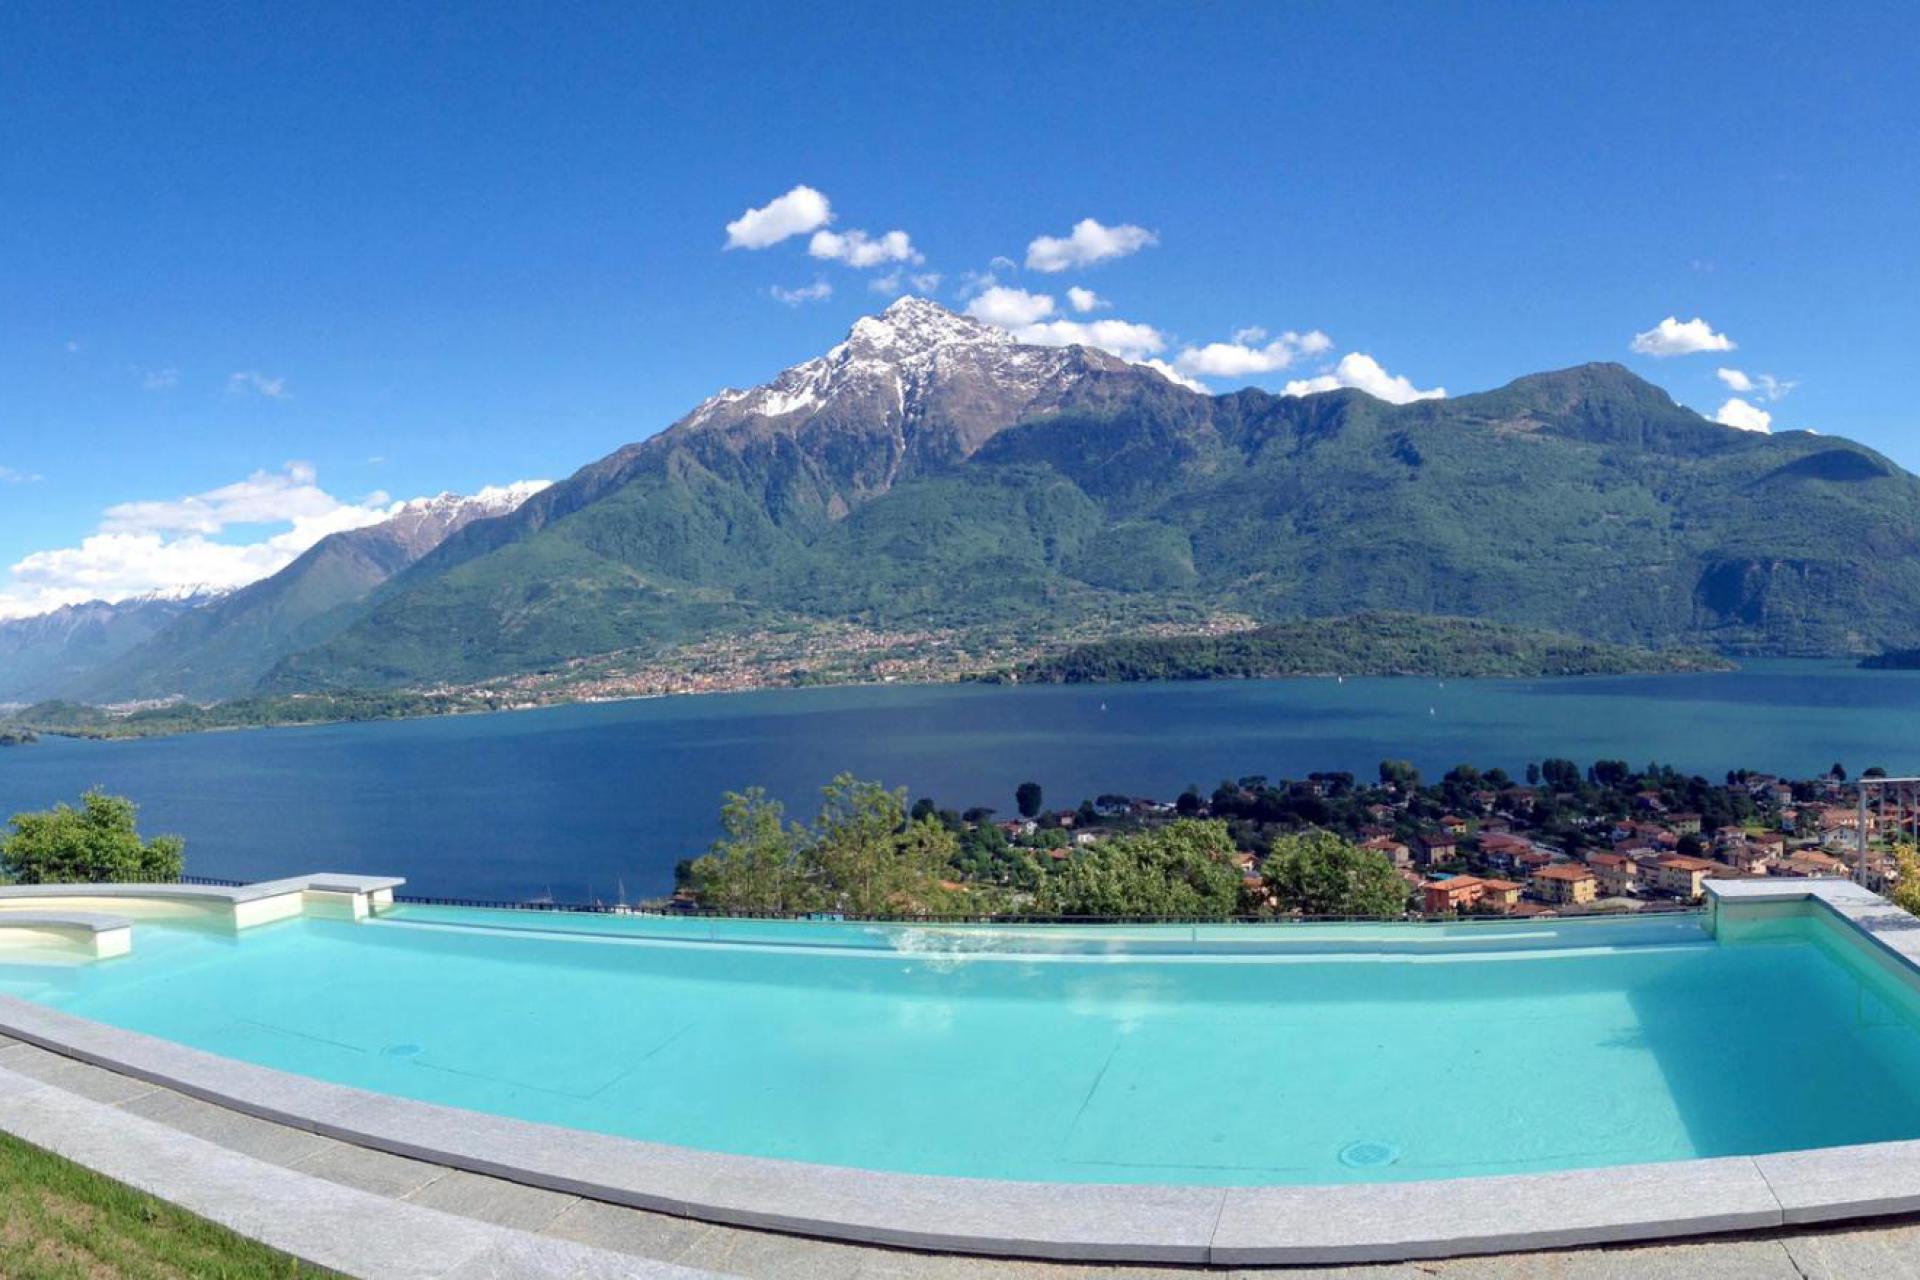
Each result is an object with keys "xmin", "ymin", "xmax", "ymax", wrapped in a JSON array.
[{"xmin": 6, "ymin": 904, "xmax": 1920, "ymax": 1185}]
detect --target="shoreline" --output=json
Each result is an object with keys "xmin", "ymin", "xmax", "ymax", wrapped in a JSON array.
[{"xmin": 1, "ymin": 658, "xmax": 1770, "ymax": 744}]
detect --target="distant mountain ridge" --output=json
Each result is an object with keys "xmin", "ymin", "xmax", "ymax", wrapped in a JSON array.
[
  {"xmin": 44, "ymin": 482, "xmax": 547, "ymax": 702},
  {"xmin": 266, "ymin": 299, "xmax": 1920, "ymax": 693},
  {"xmin": 0, "ymin": 591, "xmax": 223, "ymax": 704},
  {"xmin": 19, "ymin": 298, "xmax": 1920, "ymax": 705}
]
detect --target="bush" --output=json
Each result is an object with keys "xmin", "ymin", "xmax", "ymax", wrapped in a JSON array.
[{"xmin": 1, "ymin": 789, "xmax": 185, "ymax": 885}]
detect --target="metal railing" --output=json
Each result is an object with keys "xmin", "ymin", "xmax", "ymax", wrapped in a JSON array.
[{"xmin": 386, "ymin": 892, "xmax": 1706, "ymax": 927}]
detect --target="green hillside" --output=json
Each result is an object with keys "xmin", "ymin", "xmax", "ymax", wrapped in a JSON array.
[
  {"xmin": 1008, "ymin": 614, "xmax": 1730, "ymax": 683},
  {"xmin": 265, "ymin": 360, "xmax": 1920, "ymax": 692}
]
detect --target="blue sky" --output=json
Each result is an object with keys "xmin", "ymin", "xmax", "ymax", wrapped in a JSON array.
[{"xmin": 4, "ymin": 1, "xmax": 1917, "ymax": 615}]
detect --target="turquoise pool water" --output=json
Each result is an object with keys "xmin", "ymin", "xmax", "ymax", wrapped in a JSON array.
[{"xmin": 6, "ymin": 905, "xmax": 1920, "ymax": 1185}]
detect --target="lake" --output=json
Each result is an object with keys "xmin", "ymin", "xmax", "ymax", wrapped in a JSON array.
[{"xmin": 1, "ymin": 659, "xmax": 1915, "ymax": 901}]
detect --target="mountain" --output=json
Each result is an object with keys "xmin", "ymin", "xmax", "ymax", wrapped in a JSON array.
[
  {"xmin": 261, "ymin": 298, "xmax": 1920, "ymax": 693},
  {"xmin": 62, "ymin": 483, "xmax": 547, "ymax": 701},
  {"xmin": 0, "ymin": 590, "xmax": 222, "ymax": 704}
]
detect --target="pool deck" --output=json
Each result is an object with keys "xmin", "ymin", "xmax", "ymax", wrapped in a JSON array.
[{"xmin": 6, "ymin": 875, "xmax": 1920, "ymax": 1269}]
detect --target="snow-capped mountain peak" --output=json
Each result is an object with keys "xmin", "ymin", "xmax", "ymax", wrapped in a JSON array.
[{"xmin": 679, "ymin": 297, "xmax": 1133, "ymax": 467}]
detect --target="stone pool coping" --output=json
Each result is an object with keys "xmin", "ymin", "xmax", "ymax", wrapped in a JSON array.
[
  {"xmin": 0, "ymin": 872, "xmax": 404, "ymax": 927},
  {"xmin": 0, "ymin": 911, "xmax": 135, "ymax": 959},
  {"xmin": 0, "ymin": 1059, "xmax": 715, "ymax": 1278},
  {"xmin": 2, "ymin": 875, "xmax": 1920, "ymax": 1264}
]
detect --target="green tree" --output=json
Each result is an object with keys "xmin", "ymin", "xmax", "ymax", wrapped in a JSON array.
[
  {"xmin": 1262, "ymin": 828, "xmax": 1409, "ymax": 919},
  {"xmin": 1015, "ymin": 781, "xmax": 1044, "ymax": 819},
  {"xmin": 1378, "ymin": 760, "xmax": 1420, "ymax": 791},
  {"xmin": 1892, "ymin": 845, "xmax": 1920, "ymax": 917},
  {"xmin": 685, "ymin": 788, "xmax": 817, "ymax": 913},
  {"xmin": 1, "ymin": 789, "xmax": 184, "ymax": 885},
  {"xmin": 809, "ymin": 774, "xmax": 956, "ymax": 916},
  {"xmin": 1036, "ymin": 820, "xmax": 1241, "ymax": 919}
]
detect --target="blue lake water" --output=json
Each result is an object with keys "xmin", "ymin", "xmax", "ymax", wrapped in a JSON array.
[{"xmin": 1, "ymin": 659, "xmax": 1916, "ymax": 900}]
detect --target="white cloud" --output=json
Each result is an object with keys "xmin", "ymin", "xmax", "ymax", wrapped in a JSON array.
[
  {"xmin": 1714, "ymin": 398, "xmax": 1772, "ymax": 432},
  {"xmin": 1025, "ymin": 218, "xmax": 1158, "ymax": 273},
  {"xmin": 963, "ymin": 285, "xmax": 1166, "ymax": 361},
  {"xmin": 140, "ymin": 367, "xmax": 178, "ymax": 392},
  {"xmin": 1175, "ymin": 329, "xmax": 1334, "ymax": 378},
  {"xmin": 1137, "ymin": 358, "xmax": 1207, "ymax": 393},
  {"xmin": 869, "ymin": 269, "xmax": 942, "ymax": 295},
  {"xmin": 770, "ymin": 280, "xmax": 833, "ymax": 305},
  {"xmin": 1012, "ymin": 318, "xmax": 1167, "ymax": 362},
  {"xmin": 226, "ymin": 370, "xmax": 289, "ymax": 399},
  {"xmin": 724, "ymin": 185, "xmax": 833, "ymax": 250},
  {"xmin": 808, "ymin": 228, "xmax": 921, "ymax": 268},
  {"xmin": 1066, "ymin": 287, "xmax": 1107, "ymax": 313},
  {"xmin": 1716, "ymin": 367, "xmax": 1795, "ymax": 401},
  {"xmin": 0, "ymin": 465, "xmax": 551, "ymax": 620},
  {"xmin": 1630, "ymin": 315, "xmax": 1735, "ymax": 357},
  {"xmin": 0, "ymin": 467, "xmax": 40, "ymax": 484},
  {"xmin": 964, "ymin": 285, "xmax": 1056, "ymax": 328},
  {"xmin": 1283, "ymin": 353, "xmax": 1445, "ymax": 404}
]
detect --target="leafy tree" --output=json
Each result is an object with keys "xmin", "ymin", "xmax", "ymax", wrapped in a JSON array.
[
  {"xmin": 1015, "ymin": 781, "xmax": 1044, "ymax": 819},
  {"xmin": 1262, "ymin": 828, "xmax": 1409, "ymax": 919},
  {"xmin": 1175, "ymin": 785, "xmax": 1204, "ymax": 816},
  {"xmin": 1, "ymin": 789, "xmax": 184, "ymax": 885},
  {"xmin": 1831, "ymin": 762, "xmax": 1849, "ymax": 782},
  {"xmin": 1379, "ymin": 760, "xmax": 1420, "ymax": 791},
  {"xmin": 1541, "ymin": 758, "xmax": 1581, "ymax": 790},
  {"xmin": 1037, "ymin": 820, "xmax": 1241, "ymax": 918},
  {"xmin": 809, "ymin": 775, "xmax": 949, "ymax": 915},
  {"xmin": 910, "ymin": 796, "xmax": 938, "ymax": 823},
  {"xmin": 1893, "ymin": 845, "xmax": 1920, "ymax": 917},
  {"xmin": 690, "ymin": 776, "xmax": 960, "ymax": 915},
  {"xmin": 686, "ymin": 788, "xmax": 816, "ymax": 913},
  {"xmin": 1589, "ymin": 759, "xmax": 1631, "ymax": 788},
  {"xmin": 1525, "ymin": 762, "xmax": 1542, "ymax": 786}
]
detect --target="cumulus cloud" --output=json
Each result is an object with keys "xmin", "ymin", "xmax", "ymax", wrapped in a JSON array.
[
  {"xmin": 1066, "ymin": 287, "xmax": 1107, "ymax": 313},
  {"xmin": 1025, "ymin": 218, "xmax": 1157, "ymax": 273},
  {"xmin": 808, "ymin": 228, "xmax": 921, "ymax": 268},
  {"xmin": 965, "ymin": 285, "xmax": 1057, "ymax": 328},
  {"xmin": 1137, "ymin": 358, "xmax": 1207, "ymax": 393},
  {"xmin": 1630, "ymin": 315, "xmax": 1735, "ymax": 357},
  {"xmin": 226, "ymin": 370, "xmax": 289, "ymax": 399},
  {"xmin": 724, "ymin": 185, "xmax": 833, "ymax": 250},
  {"xmin": 0, "ymin": 465, "xmax": 548, "ymax": 620},
  {"xmin": 1175, "ymin": 329, "xmax": 1334, "ymax": 378},
  {"xmin": 770, "ymin": 280, "xmax": 832, "ymax": 305},
  {"xmin": 1013, "ymin": 318, "xmax": 1167, "ymax": 362},
  {"xmin": 1283, "ymin": 353, "xmax": 1446, "ymax": 404},
  {"xmin": 1714, "ymin": 398, "xmax": 1772, "ymax": 432},
  {"xmin": 1716, "ymin": 367, "xmax": 1795, "ymax": 401},
  {"xmin": 962, "ymin": 283, "xmax": 1166, "ymax": 361},
  {"xmin": 868, "ymin": 269, "xmax": 943, "ymax": 295}
]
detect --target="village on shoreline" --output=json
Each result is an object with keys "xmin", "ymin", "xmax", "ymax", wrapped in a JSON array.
[{"xmin": 667, "ymin": 757, "xmax": 1907, "ymax": 921}]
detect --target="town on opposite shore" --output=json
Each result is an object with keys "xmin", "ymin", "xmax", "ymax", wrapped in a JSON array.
[{"xmin": 672, "ymin": 759, "xmax": 1907, "ymax": 919}]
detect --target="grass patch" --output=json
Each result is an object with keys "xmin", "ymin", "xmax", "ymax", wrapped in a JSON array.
[{"xmin": 0, "ymin": 1131, "xmax": 332, "ymax": 1278}]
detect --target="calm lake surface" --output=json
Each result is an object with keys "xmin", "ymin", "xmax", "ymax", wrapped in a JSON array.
[{"xmin": 1, "ymin": 659, "xmax": 1915, "ymax": 901}]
